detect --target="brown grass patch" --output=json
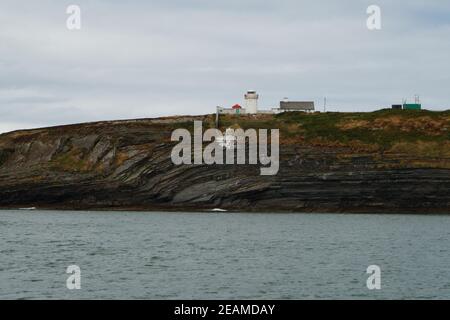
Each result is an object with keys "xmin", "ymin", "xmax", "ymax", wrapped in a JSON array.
[
  {"xmin": 338, "ymin": 115, "xmax": 449, "ymax": 136},
  {"xmin": 387, "ymin": 140, "xmax": 450, "ymax": 158}
]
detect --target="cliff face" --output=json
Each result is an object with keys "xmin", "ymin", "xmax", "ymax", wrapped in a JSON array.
[{"xmin": 0, "ymin": 110, "xmax": 449, "ymax": 213}]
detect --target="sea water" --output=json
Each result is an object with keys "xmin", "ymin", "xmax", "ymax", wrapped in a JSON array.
[{"xmin": 0, "ymin": 210, "xmax": 449, "ymax": 299}]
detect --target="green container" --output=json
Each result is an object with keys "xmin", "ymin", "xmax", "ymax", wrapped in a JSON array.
[{"xmin": 403, "ymin": 104, "xmax": 422, "ymax": 110}]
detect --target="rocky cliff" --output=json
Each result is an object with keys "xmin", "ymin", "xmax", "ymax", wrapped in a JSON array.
[{"xmin": 0, "ymin": 110, "xmax": 449, "ymax": 212}]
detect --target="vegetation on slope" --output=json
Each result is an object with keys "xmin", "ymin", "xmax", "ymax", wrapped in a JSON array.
[{"xmin": 218, "ymin": 109, "xmax": 450, "ymax": 157}]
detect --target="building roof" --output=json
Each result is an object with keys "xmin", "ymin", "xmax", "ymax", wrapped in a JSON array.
[
  {"xmin": 232, "ymin": 104, "xmax": 242, "ymax": 109},
  {"xmin": 280, "ymin": 101, "xmax": 315, "ymax": 111}
]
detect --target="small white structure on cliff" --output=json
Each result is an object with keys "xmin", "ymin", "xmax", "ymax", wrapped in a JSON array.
[
  {"xmin": 217, "ymin": 90, "xmax": 260, "ymax": 115},
  {"xmin": 216, "ymin": 90, "xmax": 315, "ymax": 116},
  {"xmin": 244, "ymin": 90, "xmax": 259, "ymax": 114}
]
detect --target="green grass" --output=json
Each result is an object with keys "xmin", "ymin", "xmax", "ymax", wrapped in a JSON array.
[
  {"xmin": 215, "ymin": 109, "xmax": 450, "ymax": 150},
  {"xmin": 52, "ymin": 149, "xmax": 90, "ymax": 172}
]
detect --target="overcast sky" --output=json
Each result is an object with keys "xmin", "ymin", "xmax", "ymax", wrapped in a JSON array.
[{"xmin": 0, "ymin": 0, "xmax": 449, "ymax": 133}]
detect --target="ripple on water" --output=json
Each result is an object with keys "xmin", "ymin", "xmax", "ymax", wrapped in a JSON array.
[{"xmin": 0, "ymin": 210, "xmax": 450, "ymax": 299}]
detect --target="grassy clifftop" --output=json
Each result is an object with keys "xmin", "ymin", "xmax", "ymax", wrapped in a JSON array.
[
  {"xmin": 1, "ymin": 109, "xmax": 449, "ymax": 170},
  {"xmin": 218, "ymin": 109, "xmax": 450, "ymax": 162}
]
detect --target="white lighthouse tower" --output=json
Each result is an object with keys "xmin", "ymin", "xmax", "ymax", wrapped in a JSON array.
[{"xmin": 244, "ymin": 90, "xmax": 259, "ymax": 114}]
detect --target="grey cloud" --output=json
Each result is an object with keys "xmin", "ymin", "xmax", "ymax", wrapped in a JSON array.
[{"xmin": 0, "ymin": 0, "xmax": 449, "ymax": 133}]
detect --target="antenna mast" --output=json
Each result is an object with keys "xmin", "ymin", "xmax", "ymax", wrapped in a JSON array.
[{"xmin": 415, "ymin": 94, "xmax": 420, "ymax": 104}]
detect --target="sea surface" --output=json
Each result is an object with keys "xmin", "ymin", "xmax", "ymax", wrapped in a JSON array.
[{"xmin": 0, "ymin": 210, "xmax": 449, "ymax": 299}]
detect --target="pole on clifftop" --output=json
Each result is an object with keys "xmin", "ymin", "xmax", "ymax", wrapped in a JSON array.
[{"xmin": 215, "ymin": 106, "xmax": 220, "ymax": 128}]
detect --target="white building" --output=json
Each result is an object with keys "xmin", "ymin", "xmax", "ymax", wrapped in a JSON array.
[
  {"xmin": 244, "ymin": 90, "xmax": 259, "ymax": 114},
  {"xmin": 216, "ymin": 90, "xmax": 259, "ymax": 115},
  {"xmin": 217, "ymin": 104, "xmax": 244, "ymax": 115},
  {"xmin": 216, "ymin": 91, "xmax": 314, "ymax": 116}
]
